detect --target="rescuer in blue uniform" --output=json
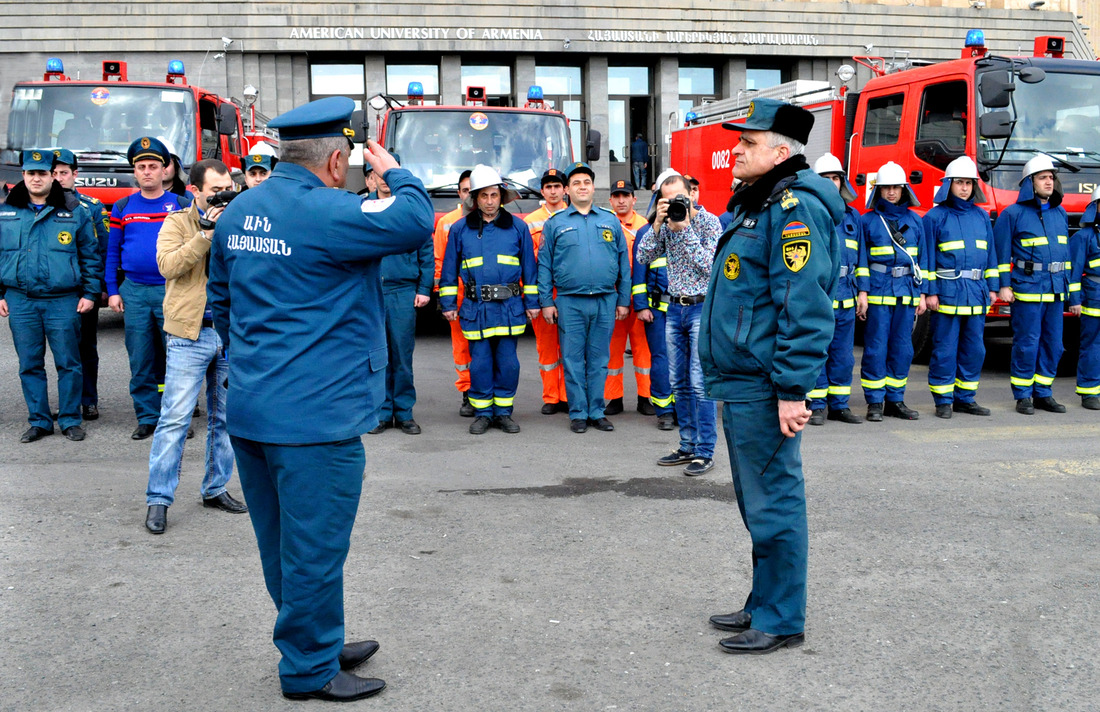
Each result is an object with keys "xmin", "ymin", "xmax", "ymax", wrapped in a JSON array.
[
  {"xmin": 439, "ymin": 165, "xmax": 540, "ymax": 435},
  {"xmin": 0, "ymin": 149, "xmax": 101, "ymax": 442},
  {"xmin": 856, "ymin": 161, "xmax": 929, "ymax": 421},
  {"xmin": 922, "ymin": 156, "xmax": 1000, "ymax": 418},
  {"xmin": 700, "ymin": 99, "xmax": 843, "ymax": 654},
  {"xmin": 807, "ymin": 153, "xmax": 862, "ymax": 426},
  {"xmin": 208, "ymin": 97, "xmax": 434, "ymax": 703},
  {"xmin": 1074, "ymin": 185, "xmax": 1100, "ymax": 410},
  {"xmin": 994, "ymin": 155, "xmax": 1081, "ymax": 414},
  {"xmin": 632, "ymin": 221, "xmax": 675, "ymax": 430},
  {"xmin": 51, "ymin": 148, "xmax": 110, "ymax": 421},
  {"xmin": 537, "ymin": 162, "xmax": 631, "ymax": 433}
]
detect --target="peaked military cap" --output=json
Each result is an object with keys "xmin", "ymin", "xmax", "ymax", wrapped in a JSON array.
[
  {"xmin": 52, "ymin": 148, "xmax": 78, "ymax": 169},
  {"xmin": 268, "ymin": 96, "xmax": 356, "ymax": 141},
  {"xmin": 566, "ymin": 162, "xmax": 595, "ymax": 180},
  {"xmin": 127, "ymin": 136, "xmax": 171, "ymax": 166},
  {"xmin": 22, "ymin": 149, "xmax": 54, "ymax": 171},
  {"xmin": 722, "ymin": 98, "xmax": 814, "ymax": 145}
]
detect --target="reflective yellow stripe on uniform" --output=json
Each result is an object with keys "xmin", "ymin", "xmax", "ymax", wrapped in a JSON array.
[
  {"xmin": 955, "ymin": 379, "xmax": 979, "ymax": 391},
  {"xmin": 854, "ymin": 267, "xmax": 870, "ymax": 278},
  {"xmin": 468, "ymin": 396, "xmax": 493, "ymax": 409},
  {"xmin": 976, "ymin": 240, "xmax": 988, "ymax": 250},
  {"xmin": 1070, "ymin": 282, "xmax": 1081, "ymax": 292},
  {"xmin": 984, "ymin": 268, "xmax": 999, "ymax": 279},
  {"xmin": 929, "ymin": 383, "xmax": 955, "ymax": 395},
  {"xmin": 1077, "ymin": 384, "xmax": 1100, "ymax": 394},
  {"xmin": 493, "ymin": 396, "xmax": 514, "ymax": 407},
  {"xmin": 649, "ymin": 257, "xmax": 667, "ymax": 268},
  {"xmin": 1081, "ymin": 306, "xmax": 1100, "ymax": 317},
  {"xmin": 998, "ymin": 263, "xmax": 1011, "ymax": 274},
  {"xmin": 845, "ymin": 239, "xmax": 858, "ymax": 250},
  {"xmin": 939, "ymin": 240, "xmax": 965, "ymax": 252},
  {"xmin": 1058, "ymin": 235, "xmax": 1068, "ymax": 244},
  {"xmin": 523, "ymin": 285, "xmax": 538, "ymax": 295},
  {"xmin": 632, "ymin": 284, "xmax": 647, "ymax": 295},
  {"xmin": 867, "ymin": 296, "xmax": 896, "ymax": 305},
  {"xmin": 462, "ymin": 256, "xmax": 484, "ymax": 269},
  {"xmin": 1034, "ymin": 373, "xmax": 1055, "ymax": 386},
  {"xmin": 885, "ymin": 376, "xmax": 908, "ymax": 388},
  {"xmin": 1011, "ymin": 375, "xmax": 1035, "ymax": 387},
  {"xmin": 439, "ymin": 286, "xmax": 459, "ymax": 296},
  {"xmin": 827, "ymin": 385, "xmax": 851, "ymax": 395},
  {"xmin": 833, "ymin": 298, "xmax": 855, "ymax": 309},
  {"xmin": 861, "ymin": 377, "xmax": 887, "ymax": 389},
  {"xmin": 1020, "ymin": 236, "xmax": 1047, "ymax": 247},
  {"xmin": 497, "ymin": 254, "xmax": 520, "ymax": 265},
  {"xmin": 1090, "ymin": 258, "xmax": 1100, "ymax": 268},
  {"xmin": 924, "ymin": 271, "xmax": 937, "ymax": 282},
  {"xmin": 870, "ymin": 246, "xmax": 893, "ymax": 256},
  {"xmin": 651, "ymin": 394, "xmax": 674, "ymax": 407},
  {"xmin": 807, "ymin": 388, "xmax": 828, "ymax": 399},
  {"xmin": 1014, "ymin": 292, "xmax": 1055, "ymax": 302},
  {"xmin": 906, "ymin": 246, "xmax": 918, "ymax": 256}
]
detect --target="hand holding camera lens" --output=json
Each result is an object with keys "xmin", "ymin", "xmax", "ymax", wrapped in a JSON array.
[{"xmin": 199, "ymin": 190, "xmax": 237, "ymax": 232}]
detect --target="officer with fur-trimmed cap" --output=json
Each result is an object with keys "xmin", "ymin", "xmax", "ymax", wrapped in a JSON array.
[
  {"xmin": 806, "ymin": 153, "xmax": 863, "ymax": 426},
  {"xmin": 51, "ymin": 147, "xmax": 110, "ymax": 421},
  {"xmin": 994, "ymin": 154, "xmax": 1080, "ymax": 414}
]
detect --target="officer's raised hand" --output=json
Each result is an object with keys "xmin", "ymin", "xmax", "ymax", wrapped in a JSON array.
[{"xmin": 363, "ymin": 139, "xmax": 400, "ymax": 176}]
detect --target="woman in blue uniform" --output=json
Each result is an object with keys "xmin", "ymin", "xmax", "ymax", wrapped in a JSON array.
[
  {"xmin": 856, "ymin": 161, "xmax": 928, "ymax": 421},
  {"xmin": 922, "ymin": 156, "xmax": 1000, "ymax": 418}
]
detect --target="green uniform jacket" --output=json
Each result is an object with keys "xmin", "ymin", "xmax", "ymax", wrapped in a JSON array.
[{"xmin": 700, "ymin": 155, "xmax": 845, "ymax": 403}]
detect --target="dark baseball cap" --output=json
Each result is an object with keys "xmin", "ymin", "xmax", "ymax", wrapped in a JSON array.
[
  {"xmin": 610, "ymin": 179, "xmax": 633, "ymax": 195},
  {"xmin": 541, "ymin": 168, "xmax": 566, "ymax": 186}
]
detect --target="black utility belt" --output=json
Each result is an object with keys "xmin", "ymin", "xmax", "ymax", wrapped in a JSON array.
[
  {"xmin": 669, "ymin": 294, "xmax": 705, "ymax": 306},
  {"xmin": 1015, "ymin": 259, "xmax": 1065, "ymax": 274},
  {"xmin": 465, "ymin": 282, "xmax": 521, "ymax": 301},
  {"xmin": 650, "ymin": 291, "xmax": 671, "ymax": 304}
]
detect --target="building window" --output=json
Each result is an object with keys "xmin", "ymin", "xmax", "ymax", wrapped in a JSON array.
[
  {"xmin": 608, "ymin": 66, "xmax": 650, "ymax": 96},
  {"xmin": 461, "ymin": 65, "xmax": 512, "ymax": 105},
  {"xmin": 387, "ymin": 64, "xmax": 440, "ymax": 104},
  {"xmin": 863, "ymin": 93, "xmax": 905, "ymax": 147},
  {"xmin": 679, "ymin": 66, "xmax": 716, "ymax": 122},
  {"xmin": 746, "ymin": 67, "xmax": 784, "ymax": 91},
  {"xmin": 536, "ymin": 66, "xmax": 583, "ymax": 159},
  {"xmin": 310, "ymin": 64, "xmax": 365, "ymax": 96}
]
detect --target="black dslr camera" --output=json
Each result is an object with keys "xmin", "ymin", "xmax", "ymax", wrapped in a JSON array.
[
  {"xmin": 198, "ymin": 190, "xmax": 238, "ymax": 230},
  {"xmin": 666, "ymin": 195, "xmax": 692, "ymax": 223}
]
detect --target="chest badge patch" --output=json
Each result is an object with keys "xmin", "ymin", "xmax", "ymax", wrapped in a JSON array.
[
  {"xmin": 782, "ymin": 221, "xmax": 810, "ymax": 239},
  {"xmin": 783, "ymin": 240, "xmax": 811, "ymax": 272},
  {"xmin": 724, "ymin": 253, "xmax": 741, "ymax": 280},
  {"xmin": 602, "ymin": 229, "xmax": 613, "ymax": 242},
  {"xmin": 57, "ymin": 231, "xmax": 73, "ymax": 245}
]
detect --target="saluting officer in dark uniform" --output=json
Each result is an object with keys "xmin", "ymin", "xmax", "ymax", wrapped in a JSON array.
[
  {"xmin": 208, "ymin": 97, "xmax": 434, "ymax": 702},
  {"xmin": 700, "ymin": 99, "xmax": 844, "ymax": 654}
]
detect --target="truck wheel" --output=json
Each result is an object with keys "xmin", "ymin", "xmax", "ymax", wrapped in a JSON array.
[{"xmin": 912, "ymin": 310, "xmax": 932, "ymax": 364}]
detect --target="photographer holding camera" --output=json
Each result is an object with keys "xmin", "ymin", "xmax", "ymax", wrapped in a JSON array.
[
  {"xmin": 636, "ymin": 173, "xmax": 722, "ymax": 476},
  {"xmin": 143, "ymin": 158, "xmax": 247, "ymax": 535}
]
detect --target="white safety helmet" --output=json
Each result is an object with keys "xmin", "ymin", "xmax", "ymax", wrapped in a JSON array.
[
  {"xmin": 938, "ymin": 156, "xmax": 987, "ymax": 204},
  {"xmin": 813, "ymin": 153, "xmax": 856, "ymax": 203},
  {"xmin": 1092, "ymin": 184, "xmax": 1100, "ymax": 203},
  {"xmin": 248, "ymin": 141, "xmax": 277, "ymax": 157},
  {"xmin": 1022, "ymin": 154, "xmax": 1057, "ymax": 182},
  {"xmin": 463, "ymin": 164, "xmax": 519, "ymax": 212},
  {"xmin": 867, "ymin": 161, "xmax": 920, "ymax": 209}
]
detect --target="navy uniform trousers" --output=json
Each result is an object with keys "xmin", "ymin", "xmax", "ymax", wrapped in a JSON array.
[
  {"xmin": 643, "ymin": 308, "xmax": 674, "ymax": 414},
  {"xmin": 467, "ymin": 335, "xmax": 521, "ymax": 416},
  {"xmin": 556, "ymin": 293, "xmax": 617, "ymax": 421},
  {"xmin": 928, "ymin": 310, "xmax": 986, "ymax": 405},
  {"xmin": 231, "ymin": 435, "xmax": 365, "ymax": 694},
  {"xmin": 1011, "ymin": 299, "xmax": 1064, "ymax": 400},
  {"xmin": 810, "ymin": 304, "xmax": 856, "ymax": 411},
  {"xmin": 861, "ymin": 302, "xmax": 916, "ymax": 403},
  {"xmin": 721, "ymin": 399, "xmax": 808, "ymax": 636},
  {"xmin": 1079, "ymin": 304, "xmax": 1100, "ymax": 397},
  {"xmin": 380, "ymin": 286, "xmax": 418, "ymax": 422}
]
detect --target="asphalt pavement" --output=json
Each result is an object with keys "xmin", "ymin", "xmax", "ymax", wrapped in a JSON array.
[{"xmin": 1, "ymin": 312, "xmax": 1098, "ymax": 711}]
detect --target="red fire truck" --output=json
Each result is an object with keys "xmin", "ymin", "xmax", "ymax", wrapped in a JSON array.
[
  {"xmin": 672, "ymin": 30, "xmax": 1100, "ymax": 354},
  {"xmin": 2, "ymin": 58, "xmax": 274, "ymax": 206},
  {"xmin": 353, "ymin": 83, "xmax": 599, "ymax": 215}
]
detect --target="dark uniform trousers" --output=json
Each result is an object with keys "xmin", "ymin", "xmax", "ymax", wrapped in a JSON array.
[
  {"xmin": 231, "ymin": 435, "xmax": 365, "ymax": 693},
  {"xmin": 556, "ymin": 293, "xmax": 617, "ymax": 420}
]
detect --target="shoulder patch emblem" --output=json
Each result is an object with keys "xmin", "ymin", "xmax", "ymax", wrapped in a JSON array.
[
  {"xmin": 57, "ymin": 231, "xmax": 73, "ymax": 245},
  {"xmin": 602, "ymin": 228, "xmax": 613, "ymax": 242},
  {"xmin": 724, "ymin": 253, "xmax": 741, "ymax": 280},
  {"xmin": 782, "ymin": 239, "xmax": 811, "ymax": 272},
  {"xmin": 781, "ymin": 221, "xmax": 810, "ymax": 239},
  {"xmin": 780, "ymin": 190, "xmax": 800, "ymax": 210}
]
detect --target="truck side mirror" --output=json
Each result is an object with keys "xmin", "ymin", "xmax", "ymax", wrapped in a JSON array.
[
  {"xmin": 350, "ymin": 110, "xmax": 367, "ymax": 143},
  {"xmin": 586, "ymin": 129, "xmax": 602, "ymax": 162},
  {"xmin": 217, "ymin": 103, "xmax": 238, "ymax": 136},
  {"xmin": 979, "ymin": 111, "xmax": 1013, "ymax": 139},
  {"xmin": 979, "ymin": 70, "xmax": 1014, "ymax": 109}
]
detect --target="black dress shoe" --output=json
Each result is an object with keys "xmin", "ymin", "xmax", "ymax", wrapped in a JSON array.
[
  {"xmin": 541, "ymin": 402, "xmax": 558, "ymax": 415},
  {"xmin": 719, "ymin": 628, "xmax": 805, "ymax": 655},
  {"xmin": 82, "ymin": 404, "xmax": 99, "ymax": 421},
  {"xmin": 570, "ymin": 418, "xmax": 588, "ymax": 433},
  {"xmin": 469, "ymin": 416, "xmax": 492, "ymax": 435},
  {"xmin": 202, "ymin": 491, "xmax": 249, "ymax": 513},
  {"xmin": 132, "ymin": 423, "xmax": 156, "ymax": 440},
  {"xmin": 494, "ymin": 415, "xmax": 520, "ymax": 433},
  {"xmin": 710, "ymin": 609, "xmax": 752, "ymax": 632},
  {"xmin": 866, "ymin": 402, "xmax": 883, "ymax": 422},
  {"xmin": 398, "ymin": 419, "xmax": 421, "ymax": 435},
  {"xmin": 883, "ymin": 401, "xmax": 919, "ymax": 420},
  {"xmin": 282, "ymin": 670, "xmax": 386, "ymax": 702},
  {"xmin": 1016, "ymin": 398, "xmax": 1035, "ymax": 415},
  {"xmin": 459, "ymin": 393, "xmax": 475, "ymax": 418},
  {"xmin": 1083, "ymin": 396, "xmax": 1100, "ymax": 410},
  {"xmin": 367, "ymin": 420, "xmax": 388, "ymax": 434},
  {"xmin": 657, "ymin": 413, "xmax": 676, "ymax": 431},
  {"xmin": 604, "ymin": 397, "xmax": 624, "ymax": 415},
  {"xmin": 556, "ymin": 401, "xmax": 570, "ymax": 414},
  {"xmin": 953, "ymin": 401, "xmax": 991, "ymax": 416},
  {"xmin": 186, "ymin": 427, "xmax": 195, "ymax": 440},
  {"xmin": 808, "ymin": 409, "xmax": 825, "ymax": 426},
  {"xmin": 339, "ymin": 640, "xmax": 380, "ymax": 670},
  {"xmin": 590, "ymin": 417, "xmax": 614, "ymax": 431},
  {"xmin": 1034, "ymin": 396, "xmax": 1066, "ymax": 413},
  {"xmin": 935, "ymin": 404, "xmax": 953, "ymax": 419},
  {"xmin": 20, "ymin": 426, "xmax": 53, "ymax": 443},
  {"xmin": 827, "ymin": 408, "xmax": 862, "ymax": 424},
  {"xmin": 637, "ymin": 396, "xmax": 656, "ymax": 416},
  {"xmin": 63, "ymin": 425, "xmax": 86, "ymax": 441},
  {"xmin": 145, "ymin": 505, "xmax": 167, "ymax": 534}
]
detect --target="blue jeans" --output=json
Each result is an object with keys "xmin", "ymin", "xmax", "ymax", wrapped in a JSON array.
[
  {"xmin": 147, "ymin": 328, "xmax": 234, "ymax": 506},
  {"xmin": 380, "ymin": 288, "xmax": 417, "ymax": 422},
  {"xmin": 632, "ymin": 161, "xmax": 647, "ymax": 190},
  {"xmin": 119, "ymin": 280, "xmax": 167, "ymax": 424},
  {"xmin": 666, "ymin": 301, "xmax": 717, "ymax": 458},
  {"xmin": 6, "ymin": 291, "xmax": 82, "ymax": 430}
]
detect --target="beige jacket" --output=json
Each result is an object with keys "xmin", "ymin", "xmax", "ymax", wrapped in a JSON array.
[{"xmin": 156, "ymin": 203, "xmax": 213, "ymax": 340}]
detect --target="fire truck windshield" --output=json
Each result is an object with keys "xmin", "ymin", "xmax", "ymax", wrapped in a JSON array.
[
  {"xmin": 979, "ymin": 69, "xmax": 1100, "ymax": 168},
  {"xmin": 387, "ymin": 109, "xmax": 573, "ymax": 192},
  {"xmin": 6, "ymin": 84, "xmax": 197, "ymax": 165}
]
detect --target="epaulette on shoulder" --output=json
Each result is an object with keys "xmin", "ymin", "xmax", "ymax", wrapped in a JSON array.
[
  {"xmin": 596, "ymin": 206, "xmax": 616, "ymax": 216},
  {"xmin": 779, "ymin": 189, "xmax": 800, "ymax": 211}
]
